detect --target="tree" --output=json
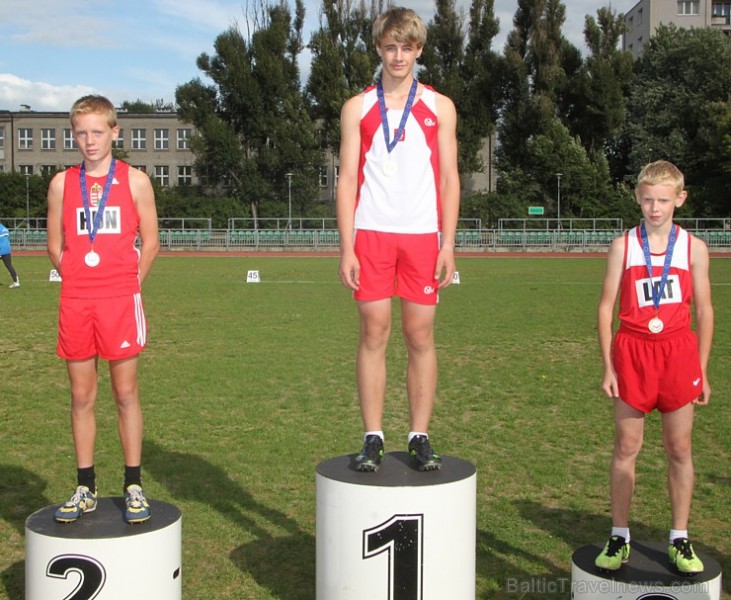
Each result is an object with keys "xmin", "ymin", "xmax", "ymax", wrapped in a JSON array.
[
  {"xmin": 120, "ymin": 99, "xmax": 175, "ymax": 113},
  {"xmin": 623, "ymin": 25, "xmax": 731, "ymax": 216},
  {"xmin": 562, "ymin": 7, "xmax": 632, "ymax": 156},
  {"xmin": 176, "ymin": 1, "xmax": 322, "ymax": 223},
  {"xmin": 459, "ymin": 0, "xmax": 504, "ymax": 175},
  {"xmin": 306, "ymin": 0, "xmax": 380, "ymax": 154}
]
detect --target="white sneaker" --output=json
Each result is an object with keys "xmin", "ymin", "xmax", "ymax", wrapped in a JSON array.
[{"xmin": 9, "ymin": 281, "xmax": 20, "ymax": 288}]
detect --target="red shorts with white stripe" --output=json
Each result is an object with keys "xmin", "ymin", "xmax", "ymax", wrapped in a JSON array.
[
  {"xmin": 354, "ymin": 229, "xmax": 440, "ymax": 305},
  {"xmin": 57, "ymin": 293, "xmax": 148, "ymax": 361},
  {"xmin": 613, "ymin": 328, "xmax": 703, "ymax": 413}
]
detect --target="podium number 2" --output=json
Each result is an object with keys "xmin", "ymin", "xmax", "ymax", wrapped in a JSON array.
[
  {"xmin": 46, "ymin": 555, "xmax": 106, "ymax": 600},
  {"xmin": 363, "ymin": 514, "xmax": 424, "ymax": 600}
]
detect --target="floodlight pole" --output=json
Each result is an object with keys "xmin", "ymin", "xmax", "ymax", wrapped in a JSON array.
[
  {"xmin": 285, "ymin": 172, "xmax": 293, "ymax": 230},
  {"xmin": 556, "ymin": 173, "xmax": 563, "ymax": 230},
  {"xmin": 25, "ymin": 173, "xmax": 30, "ymax": 229}
]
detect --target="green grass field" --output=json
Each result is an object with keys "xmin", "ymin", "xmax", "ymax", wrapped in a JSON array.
[{"xmin": 1, "ymin": 254, "xmax": 729, "ymax": 599}]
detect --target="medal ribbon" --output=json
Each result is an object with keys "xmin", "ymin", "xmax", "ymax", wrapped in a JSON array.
[
  {"xmin": 639, "ymin": 222, "xmax": 677, "ymax": 312},
  {"xmin": 376, "ymin": 78, "xmax": 418, "ymax": 153},
  {"xmin": 80, "ymin": 158, "xmax": 116, "ymax": 246}
]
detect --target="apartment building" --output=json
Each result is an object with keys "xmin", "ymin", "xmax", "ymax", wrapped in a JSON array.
[
  {"xmin": 624, "ymin": 0, "xmax": 731, "ymax": 58},
  {"xmin": 0, "ymin": 109, "xmax": 197, "ymax": 186}
]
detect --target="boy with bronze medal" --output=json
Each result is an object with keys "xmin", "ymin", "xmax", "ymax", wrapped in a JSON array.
[{"xmin": 595, "ymin": 160, "xmax": 714, "ymax": 574}]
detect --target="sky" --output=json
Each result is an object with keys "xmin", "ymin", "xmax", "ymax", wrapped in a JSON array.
[{"xmin": 0, "ymin": 0, "xmax": 637, "ymax": 113}]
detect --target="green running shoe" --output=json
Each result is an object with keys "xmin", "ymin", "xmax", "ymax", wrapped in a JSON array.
[
  {"xmin": 124, "ymin": 484, "xmax": 151, "ymax": 524},
  {"xmin": 355, "ymin": 435, "xmax": 384, "ymax": 472},
  {"xmin": 408, "ymin": 435, "xmax": 442, "ymax": 471},
  {"xmin": 595, "ymin": 535, "xmax": 630, "ymax": 571},
  {"xmin": 54, "ymin": 486, "xmax": 98, "ymax": 523},
  {"xmin": 669, "ymin": 537, "xmax": 704, "ymax": 574}
]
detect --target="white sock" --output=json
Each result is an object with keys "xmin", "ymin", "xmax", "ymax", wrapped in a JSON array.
[
  {"xmin": 611, "ymin": 527, "xmax": 630, "ymax": 543},
  {"xmin": 364, "ymin": 431, "xmax": 384, "ymax": 442},
  {"xmin": 408, "ymin": 431, "xmax": 428, "ymax": 444},
  {"xmin": 670, "ymin": 529, "xmax": 688, "ymax": 543}
]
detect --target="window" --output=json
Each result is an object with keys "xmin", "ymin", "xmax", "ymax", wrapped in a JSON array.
[
  {"xmin": 64, "ymin": 129, "xmax": 77, "ymax": 150},
  {"xmin": 41, "ymin": 128, "xmax": 56, "ymax": 150},
  {"xmin": 177, "ymin": 165, "xmax": 192, "ymax": 186},
  {"xmin": 154, "ymin": 165, "xmax": 169, "ymax": 186},
  {"xmin": 18, "ymin": 128, "xmax": 33, "ymax": 150},
  {"xmin": 177, "ymin": 128, "xmax": 192, "ymax": 150},
  {"xmin": 131, "ymin": 128, "xmax": 147, "ymax": 150},
  {"xmin": 637, "ymin": 8, "xmax": 643, "ymax": 24},
  {"xmin": 678, "ymin": 0, "xmax": 700, "ymax": 14},
  {"xmin": 627, "ymin": 16, "xmax": 633, "ymax": 31},
  {"xmin": 319, "ymin": 168, "xmax": 328, "ymax": 188},
  {"xmin": 19, "ymin": 165, "xmax": 33, "ymax": 175},
  {"xmin": 154, "ymin": 128, "xmax": 169, "ymax": 150},
  {"xmin": 134, "ymin": 164, "xmax": 147, "ymax": 173},
  {"xmin": 0, "ymin": 126, "xmax": 4, "ymax": 149},
  {"xmin": 114, "ymin": 128, "xmax": 124, "ymax": 149},
  {"xmin": 41, "ymin": 165, "xmax": 57, "ymax": 175}
]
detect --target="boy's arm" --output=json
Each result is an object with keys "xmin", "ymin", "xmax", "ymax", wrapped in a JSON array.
[
  {"xmin": 46, "ymin": 172, "xmax": 66, "ymax": 273},
  {"xmin": 690, "ymin": 235, "xmax": 713, "ymax": 405},
  {"xmin": 130, "ymin": 167, "xmax": 159, "ymax": 285},
  {"xmin": 435, "ymin": 93, "xmax": 460, "ymax": 289},
  {"xmin": 336, "ymin": 95, "xmax": 363, "ymax": 291},
  {"xmin": 598, "ymin": 236, "xmax": 624, "ymax": 398}
]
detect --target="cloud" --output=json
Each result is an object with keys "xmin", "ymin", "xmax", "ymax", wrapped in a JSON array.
[{"xmin": 0, "ymin": 74, "xmax": 98, "ymax": 112}]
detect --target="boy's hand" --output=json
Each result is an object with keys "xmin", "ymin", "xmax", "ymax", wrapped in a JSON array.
[
  {"xmin": 435, "ymin": 246, "xmax": 456, "ymax": 289},
  {"xmin": 339, "ymin": 250, "xmax": 360, "ymax": 291},
  {"xmin": 601, "ymin": 369, "xmax": 619, "ymax": 399},
  {"xmin": 694, "ymin": 379, "xmax": 711, "ymax": 406}
]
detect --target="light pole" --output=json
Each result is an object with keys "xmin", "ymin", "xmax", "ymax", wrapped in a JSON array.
[
  {"xmin": 285, "ymin": 172, "xmax": 293, "ymax": 230},
  {"xmin": 555, "ymin": 173, "xmax": 562, "ymax": 230},
  {"xmin": 25, "ymin": 173, "xmax": 30, "ymax": 229}
]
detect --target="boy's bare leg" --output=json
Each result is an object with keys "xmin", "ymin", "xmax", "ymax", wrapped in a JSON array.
[
  {"xmin": 356, "ymin": 299, "xmax": 392, "ymax": 432},
  {"xmin": 109, "ymin": 356, "xmax": 143, "ymax": 467},
  {"xmin": 610, "ymin": 399, "xmax": 646, "ymax": 527},
  {"xmin": 401, "ymin": 300, "xmax": 437, "ymax": 433},
  {"xmin": 67, "ymin": 358, "xmax": 99, "ymax": 469},
  {"xmin": 662, "ymin": 402, "xmax": 695, "ymax": 530}
]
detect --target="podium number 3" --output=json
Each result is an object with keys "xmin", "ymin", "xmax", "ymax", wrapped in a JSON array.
[
  {"xmin": 363, "ymin": 514, "xmax": 424, "ymax": 600},
  {"xmin": 47, "ymin": 555, "xmax": 106, "ymax": 600}
]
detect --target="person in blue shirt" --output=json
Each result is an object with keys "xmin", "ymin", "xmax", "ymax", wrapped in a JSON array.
[{"xmin": 0, "ymin": 222, "xmax": 20, "ymax": 288}]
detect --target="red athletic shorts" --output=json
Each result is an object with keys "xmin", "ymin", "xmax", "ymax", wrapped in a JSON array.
[
  {"xmin": 354, "ymin": 229, "xmax": 439, "ymax": 305},
  {"xmin": 613, "ymin": 328, "xmax": 703, "ymax": 413},
  {"xmin": 57, "ymin": 293, "xmax": 148, "ymax": 361}
]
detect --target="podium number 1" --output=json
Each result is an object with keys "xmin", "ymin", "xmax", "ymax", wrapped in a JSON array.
[
  {"xmin": 363, "ymin": 514, "xmax": 424, "ymax": 600},
  {"xmin": 46, "ymin": 555, "xmax": 106, "ymax": 600}
]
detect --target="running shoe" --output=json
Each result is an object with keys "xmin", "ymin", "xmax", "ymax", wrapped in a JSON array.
[
  {"xmin": 408, "ymin": 435, "xmax": 442, "ymax": 471},
  {"xmin": 9, "ymin": 281, "xmax": 19, "ymax": 288},
  {"xmin": 595, "ymin": 535, "xmax": 630, "ymax": 571},
  {"xmin": 124, "ymin": 484, "xmax": 151, "ymax": 524},
  {"xmin": 54, "ymin": 485, "xmax": 97, "ymax": 523},
  {"xmin": 355, "ymin": 434, "xmax": 384, "ymax": 472},
  {"xmin": 669, "ymin": 537, "xmax": 704, "ymax": 574}
]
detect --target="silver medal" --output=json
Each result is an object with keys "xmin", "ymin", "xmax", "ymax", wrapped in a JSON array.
[
  {"xmin": 383, "ymin": 157, "xmax": 397, "ymax": 177},
  {"xmin": 85, "ymin": 250, "xmax": 100, "ymax": 268},
  {"xmin": 648, "ymin": 316, "xmax": 664, "ymax": 334}
]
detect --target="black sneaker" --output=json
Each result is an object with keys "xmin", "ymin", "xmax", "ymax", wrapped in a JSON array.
[
  {"xmin": 355, "ymin": 435, "xmax": 384, "ymax": 472},
  {"xmin": 408, "ymin": 435, "xmax": 442, "ymax": 471}
]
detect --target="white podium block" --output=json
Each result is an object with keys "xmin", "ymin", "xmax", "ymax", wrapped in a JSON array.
[
  {"xmin": 572, "ymin": 541, "xmax": 722, "ymax": 600},
  {"xmin": 26, "ymin": 498, "xmax": 182, "ymax": 600},
  {"xmin": 316, "ymin": 451, "xmax": 476, "ymax": 600}
]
